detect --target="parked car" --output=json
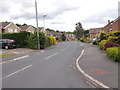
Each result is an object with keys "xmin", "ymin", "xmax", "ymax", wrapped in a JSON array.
[
  {"xmin": 92, "ymin": 38, "xmax": 97, "ymax": 45},
  {"xmin": 0, "ymin": 39, "xmax": 16, "ymax": 49}
]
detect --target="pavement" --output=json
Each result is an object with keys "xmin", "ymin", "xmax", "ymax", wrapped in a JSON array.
[
  {"xmin": 78, "ymin": 43, "xmax": 119, "ymax": 89},
  {"xmin": 2, "ymin": 41, "xmax": 92, "ymax": 88}
]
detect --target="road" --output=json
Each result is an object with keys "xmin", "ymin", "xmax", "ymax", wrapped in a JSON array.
[{"xmin": 2, "ymin": 41, "xmax": 92, "ymax": 88}]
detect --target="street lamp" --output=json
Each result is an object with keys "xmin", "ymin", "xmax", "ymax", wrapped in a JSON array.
[
  {"xmin": 35, "ymin": 0, "xmax": 40, "ymax": 50},
  {"xmin": 43, "ymin": 15, "xmax": 47, "ymax": 33}
]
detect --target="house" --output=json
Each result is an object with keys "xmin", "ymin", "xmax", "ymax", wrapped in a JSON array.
[
  {"xmin": 38, "ymin": 27, "xmax": 47, "ymax": 34},
  {"xmin": 0, "ymin": 22, "xmax": 21, "ymax": 33},
  {"xmin": 19, "ymin": 25, "xmax": 35, "ymax": 34},
  {"xmin": 65, "ymin": 33, "xmax": 75, "ymax": 40},
  {"xmin": 103, "ymin": 17, "xmax": 120, "ymax": 33},
  {"xmin": 89, "ymin": 28, "xmax": 103, "ymax": 39},
  {"xmin": 46, "ymin": 31, "xmax": 62, "ymax": 37}
]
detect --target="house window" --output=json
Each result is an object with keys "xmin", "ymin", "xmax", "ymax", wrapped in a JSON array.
[
  {"xmin": 109, "ymin": 29, "xmax": 112, "ymax": 32},
  {"xmin": 14, "ymin": 29, "xmax": 17, "ymax": 33},
  {"xmin": 8, "ymin": 28, "xmax": 13, "ymax": 33}
]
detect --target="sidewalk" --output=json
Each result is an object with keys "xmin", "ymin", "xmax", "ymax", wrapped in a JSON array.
[
  {"xmin": 1, "ymin": 48, "xmax": 38, "ymax": 62},
  {"xmin": 79, "ymin": 43, "xmax": 118, "ymax": 88}
]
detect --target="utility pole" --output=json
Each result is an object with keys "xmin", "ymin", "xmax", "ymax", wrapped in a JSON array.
[{"xmin": 35, "ymin": 0, "xmax": 40, "ymax": 50}]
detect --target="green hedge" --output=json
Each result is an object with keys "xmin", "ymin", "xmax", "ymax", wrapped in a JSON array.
[
  {"xmin": 106, "ymin": 47, "xmax": 120, "ymax": 62},
  {"xmin": 1, "ymin": 32, "xmax": 30, "ymax": 48},
  {"xmin": 1, "ymin": 32, "xmax": 57, "ymax": 49}
]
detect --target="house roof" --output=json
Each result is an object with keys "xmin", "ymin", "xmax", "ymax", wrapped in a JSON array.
[
  {"xmin": 47, "ymin": 31, "xmax": 62, "ymax": 36},
  {"xmin": 89, "ymin": 28, "xmax": 103, "ymax": 34},
  {"xmin": 0, "ymin": 22, "xmax": 11, "ymax": 29},
  {"xmin": 19, "ymin": 25, "xmax": 30, "ymax": 31}
]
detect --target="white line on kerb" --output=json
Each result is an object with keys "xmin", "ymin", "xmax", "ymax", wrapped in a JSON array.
[
  {"xmin": 76, "ymin": 50, "xmax": 110, "ymax": 88},
  {"xmin": 2, "ymin": 65, "xmax": 32, "ymax": 80},
  {"xmin": 45, "ymin": 53, "xmax": 58, "ymax": 60}
]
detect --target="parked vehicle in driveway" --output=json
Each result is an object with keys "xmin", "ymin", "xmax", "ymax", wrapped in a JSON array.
[
  {"xmin": 92, "ymin": 37, "xmax": 97, "ymax": 45},
  {"xmin": 0, "ymin": 39, "xmax": 16, "ymax": 49}
]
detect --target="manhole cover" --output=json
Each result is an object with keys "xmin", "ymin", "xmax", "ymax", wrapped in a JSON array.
[{"xmin": 90, "ymin": 68, "xmax": 109, "ymax": 75}]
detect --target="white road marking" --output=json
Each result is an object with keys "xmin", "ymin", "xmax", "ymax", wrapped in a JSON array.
[
  {"xmin": 45, "ymin": 53, "xmax": 58, "ymax": 60},
  {"xmin": 0, "ymin": 55, "xmax": 30, "ymax": 64},
  {"xmin": 1, "ymin": 65, "xmax": 32, "ymax": 80},
  {"xmin": 41, "ymin": 50, "xmax": 44, "ymax": 52}
]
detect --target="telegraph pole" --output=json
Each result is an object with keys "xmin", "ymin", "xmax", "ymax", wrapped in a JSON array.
[{"xmin": 35, "ymin": 0, "xmax": 40, "ymax": 50}]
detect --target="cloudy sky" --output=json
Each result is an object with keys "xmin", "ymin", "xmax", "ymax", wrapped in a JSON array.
[{"xmin": 0, "ymin": 0, "xmax": 119, "ymax": 32}]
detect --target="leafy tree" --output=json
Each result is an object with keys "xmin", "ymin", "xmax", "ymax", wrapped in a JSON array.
[
  {"xmin": 61, "ymin": 33, "xmax": 66, "ymax": 41},
  {"xmin": 83, "ymin": 30, "xmax": 89, "ymax": 37},
  {"xmin": 74, "ymin": 22, "xmax": 84, "ymax": 39}
]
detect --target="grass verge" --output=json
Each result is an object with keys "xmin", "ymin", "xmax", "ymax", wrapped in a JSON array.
[{"xmin": 0, "ymin": 54, "xmax": 16, "ymax": 58}]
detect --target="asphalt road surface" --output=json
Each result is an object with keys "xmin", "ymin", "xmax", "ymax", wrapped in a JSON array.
[{"xmin": 2, "ymin": 41, "xmax": 92, "ymax": 88}]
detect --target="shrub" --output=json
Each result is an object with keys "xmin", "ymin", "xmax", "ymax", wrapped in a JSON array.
[
  {"xmin": 106, "ymin": 47, "xmax": 120, "ymax": 62},
  {"xmin": 27, "ymin": 33, "xmax": 38, "ymax": 49},
  {"xmin": 104, "ymin": 42, "xmax": 118, "ymax": 50},
  {"xmin": 39, "ymin": 32, "xmax": 46, "ymax": 49},
  {"xmin": 107, "ymin": 36, "xmax": 118, "ymax": 43},
  {"xmin": 46, "ymin": 35, "xmax": 56, "ymax": 47},
  {"xmin": 99, "ymin": 31, "xmax": 106, "ymax": 42},
  {"xmin": 99, "ymin": 40, "xmax": 108, "ymax": 49}
]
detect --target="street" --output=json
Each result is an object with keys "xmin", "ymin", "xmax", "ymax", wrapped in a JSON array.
[{"xmin": 2, "ymin": 41, "xmax": 92, "ymax": 88}]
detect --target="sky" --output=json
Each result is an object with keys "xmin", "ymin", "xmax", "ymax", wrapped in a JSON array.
[{"xmin": 0, "ymin": 0, "xmax": 120, "ymax": 32}]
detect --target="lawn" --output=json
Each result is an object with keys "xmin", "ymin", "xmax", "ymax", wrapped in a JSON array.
[{"xmin": 0, "ymin": 54, "xmax": 16, "ymax": 58}]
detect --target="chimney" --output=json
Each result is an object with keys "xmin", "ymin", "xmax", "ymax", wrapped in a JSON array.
[{"xmin": 108, "ymin": 20, "xmax": 110, "ymax": 24}]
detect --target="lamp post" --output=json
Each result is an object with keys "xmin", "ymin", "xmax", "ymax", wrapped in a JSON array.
[
  {"xmin": 43, "ymin": 15, "xmax": 47, "ymax": 33},
  {"xmin": 35, "ymin": 0, "xmax": 40, "ymax": 50}
]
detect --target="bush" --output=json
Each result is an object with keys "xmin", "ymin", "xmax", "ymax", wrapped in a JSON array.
[
  {"xmin": 80, "ymin": 38, "xmax": 91, "ymax": 43},
  {"xmin": 46, "ymin": 35, "xmax": 56, "ymax": 47},
  {"xmin": 99, "ymin": 31, "xmax": 106, "ymax": 42},
  {"xmin": 104, "ymin": 42, "xmax": 118, "ymax": 50},
  {"xmin": 106, "ymin": 47, "xmax": 120, "ymax": 62},
  {"xmin": 99, "ymin": 40, "xmax": 108, "ymax": 49},
  {"xmin": 27, "ymin": 33, "xmax": 38, "ymax": 49},
  {"xmin": 39, "ymin": 32, "xmax": 46, "ymax": 49}
]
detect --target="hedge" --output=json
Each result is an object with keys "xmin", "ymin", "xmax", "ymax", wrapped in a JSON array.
[
  {"xmin": 1, "ymin": 32, "xmax": 57, "ymax": 49},
  {"xmin": 106, "ymin": 47, "xmax": 120, "ymax": 62},
  {"xmin": 1, "ymin": 32, "xmax": 30, "ymax": 48}
]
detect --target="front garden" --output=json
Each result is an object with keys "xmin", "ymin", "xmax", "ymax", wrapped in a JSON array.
[{"xmin": 95, "ymin": 31, "xmax": 120, "ymax": 62}]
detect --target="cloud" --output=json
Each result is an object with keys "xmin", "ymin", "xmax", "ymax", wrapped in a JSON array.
[
  {"xmin": 6, "ymin": 0, "xmax": 79, "ymax": 20},
  {"xmin": 50, "ymin": 21, "xmax": 65, "ymax": 24},
  {"xmin": 82, "ymin": 8, "xmax": 118, "ymax": 24}
]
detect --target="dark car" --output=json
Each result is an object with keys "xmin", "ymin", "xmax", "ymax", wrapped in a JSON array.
[{"xmin": 0, "ymin": 39, "xmax": 16, "ymax": 49}]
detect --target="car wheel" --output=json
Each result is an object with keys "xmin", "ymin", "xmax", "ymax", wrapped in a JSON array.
[{"xmin": 5, "ymin": 46, "xmax": 8, "ymax": 49}]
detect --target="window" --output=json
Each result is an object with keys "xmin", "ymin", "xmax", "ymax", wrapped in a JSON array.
[
  {"xmin": 14, "ymin": 29, "xmax": 17, "ymax": 33},
  {"xmin": 8, "ymin": 28, "xmax": 13, "ymax": 33}
]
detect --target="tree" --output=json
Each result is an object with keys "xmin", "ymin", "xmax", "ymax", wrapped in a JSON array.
[
  {"xmin": 83, "ymin": 30, "xmax": 89, "ymax": 37},
  {"xmin": 74, "ymin": 22, "xmax": 84, "ymax": 39},
  {"xmin": 61, "ymin": 33, "xmax": 66, "ymax": 41}
]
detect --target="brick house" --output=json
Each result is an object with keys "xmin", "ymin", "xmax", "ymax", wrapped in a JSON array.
[
  {"xmin": 0, "ymin": 22, "xmax": 21, "ymax": 33},
  {"xmin": 103, "ymin": 17, "xmax": 120, "ymax": 33},
  {"xmin": 65, "ymin": 34, "xmax": 75, "ymax": 40},
  {"xmin": 89, "ymin": 28, "xmax": 103, "ymax": 39},
  {"xmin": 19, "ymin": 25, "xmax": 35, "ymax": 34}
]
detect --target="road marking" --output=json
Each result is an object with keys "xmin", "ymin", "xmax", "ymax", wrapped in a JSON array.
[
  {"xmin": 45, "ymin": 53, "xmax": 58, "ymax": 60},
  {"xmin": 75, "ymin": 50, "xmax": 110, "ymax": 88},
  {"xmin": 60, "ymin": 48, "xmax": 66, "ymax": 51},
  {"xmin": 41, "ymin": 50, "xmax": 44, "ymax": 52},
  {"xmin": 0, "ymin": 55, "xmax": 30, "ymax": 64},
  {"xmin": 1, "ymin": 65, "xmax": 32, "ymax": 80}
]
